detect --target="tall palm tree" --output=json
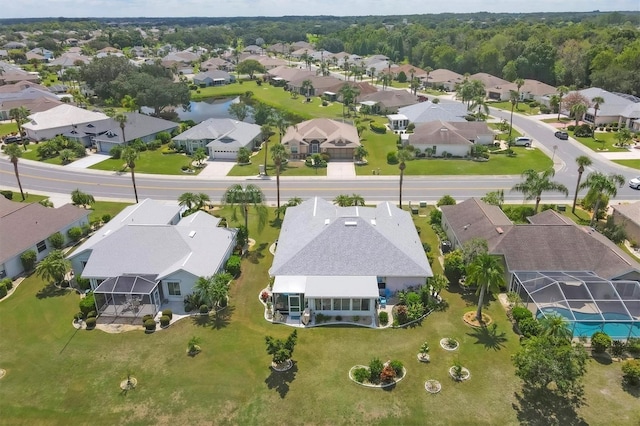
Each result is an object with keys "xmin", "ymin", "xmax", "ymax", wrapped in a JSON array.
[
  {"xmin": 466, "ymin": 252, "xmax": 505, "ymax": 321},
  {"xmin": 579, "ymin": 172, "xmax": 625, "ymax": 227},
  {"xmin": 195, "ymin": 272, "xmax": 232, "ymax": 309},
  {"xmin": 178, "ymin": 192, "xmax": 197, "ymax": 210},
  {"xmin": 4, "ymin": 144, "xmax": 25, "ymax": 200},
  {"xmin": 270, "ymin": 111, "xmax": 290, "ymax": 144},
  {"xmin": 121, "ymin": 95, "xmax": 138, "ymax": 112},
  {"xmin": 9, "ymin": 106, "xmax": 30, "ymax": 150},
  {"xmin": 424, "ymin": 66, "xmax": 433, "ymax": 88},
  {"xmin": 591, "ymin": 96, "xmax": 605, "ymax": 139},
  {"xmin": 571, "ymin": 103, "xmax": 587, "ymax": 128},
  {"xmin": 539, "ymin": 314, "xmax": 572, "ymax": 342},
  {"xmin": 514, "ymin": 78, "xmax": 525, "ymax": 108},
  {"xmin": 397, "ymin": 147, "xmax": 415, "ymax": 209},
  {"xmin": 301, "ymin": 79, "xmax": 314, "ymax": 99},
  {"xmin": 508, "ymin": 89, "xmax": 519, "ymax": 141},
  {"xmin": 270, "ymin": 143, "xmax": 289, "ymax": 210},
  {"xmin": 35, "ymin": 250, "xmax": 71, "ymax": 286},
  {"xmin": 511, "ymin": 168, "xmax": 569, "ymax": 213},
  {"xmin": 221, "ymin": 184, "xmax": 268, "ymax": 233},
  {"xmin": 121, "ymin": 146, "xmax": 140, "ymax": 203},
  {"xmin": 113, "ymin": 112, "xmax": 128, "ymax": 144},
  {"xmin": 556, "ymin": 85, "xmax": 569, "ymax": 120},
  {"xmin": 469, "ymin": 96, "xmax": 489, "ymax": 120},
  {"xmin": 572, "ymin": 155, "xmax": 593, "ymax": 214}
]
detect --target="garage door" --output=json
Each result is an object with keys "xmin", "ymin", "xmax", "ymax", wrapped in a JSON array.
[
  {"xmin": 98, "ymin": 141, "xmax": 117, "ymax": 154},
  {"xmin": 212, "ymin": 150, "xmax": 237, "ymax": 160},
  {"xmin": 326, "ymin": 148, "xmax": 353, "ymax": 160}
]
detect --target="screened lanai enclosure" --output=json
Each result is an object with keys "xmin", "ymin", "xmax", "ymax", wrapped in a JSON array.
[
  {"xmin": 511, "ymin": 271, "xmax": 640, "ymax": 340},
  {"xmin": 93, "ymin": 275, "xmax": 162, "ymax": 318}
]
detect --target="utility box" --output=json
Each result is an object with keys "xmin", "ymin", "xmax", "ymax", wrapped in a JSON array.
[{"xmin": 419, "ymin": 201, "xmax": 427, "ymax": 208}]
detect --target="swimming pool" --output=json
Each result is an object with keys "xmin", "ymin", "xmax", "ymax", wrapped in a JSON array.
[{"xmin": 537, "ymin": 307, "xmax": 640, "ymax": 340}]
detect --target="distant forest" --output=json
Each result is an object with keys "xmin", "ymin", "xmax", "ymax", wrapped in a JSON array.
[{"xmin": 1, "ymin": 11, "xmax": 639, "ymax": 93}]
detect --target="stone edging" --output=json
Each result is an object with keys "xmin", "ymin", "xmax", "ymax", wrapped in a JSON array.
[
  {"xmin": 449, "ymin": 366, "xmax": 471, "ymax": 381},
  {"xmin": 424, "ymin": 379, "xmax": 441, "ymax": 394},
  {"xmin": 0, "ymin": 368, "xmax": 6, "ymax": 379},
  {"xmin": 348, "ymin": 365, "xmax": 406, "ymax": 388},
  {"xmin": 271, "ymin": 359, "xmax": 293, "ymax": 372}
]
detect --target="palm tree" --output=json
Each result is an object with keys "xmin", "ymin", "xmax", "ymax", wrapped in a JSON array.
[
  {"xmin": 274, "ymin": 197, "xmax": 303, "ymax": 217},
  {"xmin": 397, "ymin": 147, "xmax": 415, "ymax": 209},
  {"xmin": 4, "ymin": 144, "xmax": 25, "ymax": 200},
  {"xmin": 428, "ymin": 274, "xmax": 449, "ymax": 298},
  {"xmin": 35, "ymin": 250, "xmax": 71, "ymax": 286},
  {"xmin": 539, "ymin": 314, "xmax": 572, "ymax": 341},
  {"xmin": 221, "ymin": 184, "xmax": 268, "ymax": 233},
  {"xmin": 469, "ymin": 96, "xmax": 489, "ymax": 120},
  {"xmin": 333, "ymin": 194, "xmax": 364, "ymax": 207},
  {"xmin": 195, "ymin": 193, "xmax": 210, "ymax": 210},
  {"xmin": 556, "ymin": 85, "xmax": 569, "ymax": 120},
  {"xmin": 572, "ymin": 156, "xmax": 593, "ymax": 214},
  {"xmin": 514, "ymin": 78, "xmax": 525, "ymax": 108},
  {"xmin": 270, "ymin": 143, "xmax": 289, "ymax": 210},
  {"xmin": 354, "ymin": 145, "xmax": 368, "ymax": 162},
  {"xmin": 591, "ymin": 96, "xmax": 604, "ymax": 139},
  {"xmin": 178, "ymin": 192, "xmax": 198, "ymax": 210},
  {"xmin": 194, "ymin": 272, "xmax": 232, "ymax": 309},
  {"xmin": 579, "ymin": 172, "xmax": 625, "ymax": 227},
  {"xmin": 121, "ymin": 146, "xmax": 140, "ymax": 203},
  {"xmin": 121, "ymin": 95, "xmax": 138, "ymax": 112},
  {"xmin": 350, "ymin": 194, "xmax": 365, "ymax": 206},
  {"xmin": 508, "ymin": 89, "xmax": 519, "ymax": 141},
  {"xmin": 466, "ymin": 252, "xmax": 505, "ymax": 321},
  {"xmin": 338, "ymin": 83, "xmax": 359, "ymax": 118},
  {"xmin": 270, "ymin": 111, "xmax": 290, "ymax": 144},
  {"xmin": 9, "ymin": 106, "xmax": 30, "ymax": 150},
  {"xmin": 424, "ymin": 66, "xmax": 433, "ymax": 88},
  {"xmin": 571, "ymin": 102, "xmax": 587, "ymax": 128},
  {"xmin": 511, "ymin": 169, "xmax": 569, "ymax": 213},
  {"xmin": 301, "ymin": 79, "xmax": 314, "ymax": 100}
]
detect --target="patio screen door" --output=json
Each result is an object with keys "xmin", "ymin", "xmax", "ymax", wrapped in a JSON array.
[{"xmin": 289, "ymin": 295, "xmax": 301, "ymax": 316}]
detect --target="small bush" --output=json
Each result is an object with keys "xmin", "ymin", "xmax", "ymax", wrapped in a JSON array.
[
  {"xmin": 225, "ymin": 255, "xmax": 241, "ymax": 276},
  {"xmin": 87, "ymin": 310, "xmax": 97, "ymax": 318},
  {"xmin": 67, "ymin": 226, "xmax": 83, "ymax": 242},
  {"xmin": 199, "ymin": 304, "xmax": 209, "ymax": 314},
  {"xmin": 142, "ymin": 314, "xmax": 154, "ymax": 322},
  {"xmin": 74, "ymin": 311, "xmax": 84, "ymax": 321},
  {"xmin": 512, "ymin": 306, "xmax": 533, "ymax": 322},
  {"xmin": 79, "ymin": 293, "xmax": 95, "ymax": 315},
  {"xmin": 591, "ymin": 331, "xmax": 612, "ymax": 353},
  {"xmin": 0, "ymin": 278, "xmax": 12, "ymax": 291},
  {"xmin": 0, "ymin": 283, "xmax": 7, "ymax": 299},
  {"xmin": 386, "ymin": 151, "xmax": 398, "ymax": 164},
  {"xmin": 48, "ymin": 232, "xmax": 65, "ymax": 249},
  {"xmin": 101, "ymin": 214, "xmax": 111, "ymax": 223},
  {"xmin": 162, "ymin": 309, "xmax": 173, "ymax": 320},
  {"xmin": 622, "ymin": 359, "xmax": 640, "ymax": 386},
  {"xmin": 160, "ymin": 315, "xmax": 170, "ymax": 327},
  {"xmin": 380, "ymin": 364, "xmax": 396, "ymax": 382},
  {"xmin": 574, "ymin": 124, "xmax": 593, "ymax": 138},
  {"xmin": 611, "ymin": 340, "xmax": 627, "ymax": 358},
  {"xmin": 335, "ymin": 315, "xmax": 343, "ymax": 321},
  {"xmin": 518, "ymin": 317, "xmax": 541, "ymax": 338},
  {"xmin": 109, "ymin": 145, "xmax": 122, "ymax": 159},
  {"xmin": 370, "ymin": 122, "xmax": 387, "ymax": 134},
  {"xmin": 389, "ymin": 360, "xmax": 404, "ymax": 376},
  {"xmin": 76, "ymin": 277, "xmax": 91, "ymax": 291},
  {"xmin": 436, "ymin": 195, "xmax": 456, "ymax": 206},
  {"xmin": 261, "ymin": 291, "xmax": 269, "ymax": 302},
  {"xmin": 0, "ymin": 190, "xmax": 13, "ymax": 200},
  {"xmin": 353, "ymin": 367, "xmax": 369, "ymax": 383},
  {"xmin": 628, "ymin": 338, "xmax": 640, "ymax": 356},
  {"xmin": 567, "ymin": 125, "xmax": 576, "ymax": 131},
  {"xmin": 379, "ymin": 311, "xmax": 389, "ymax": 325},
  {"xmin": 368, "ymin": 357, "xmax": 384, "ymax": 383},
  {"xmin": 84, "ymin": 317, "xmax": 96, "ymax": 329},
  {"xmin": 20, "ymin": 250, "xmax": 37, "ymax": 272},
  {"xmin": 395, "ymin": 305, "xmax": 408, "ymax": 325},
  {"xmin": 144, "ymin": 319, "xmax": 156, "ymax": 331}
]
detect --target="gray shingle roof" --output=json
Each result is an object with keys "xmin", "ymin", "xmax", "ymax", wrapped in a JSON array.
[
  {"xmin": 398, "ymin": 100, "xmax": 468, "ymax": 123},
  {"xmin": 92, "ymin": 112, "xmax": 178, "ymax": 145},
  {"xmin": 172, "ymin": 118, "xmax": 261, "ymax": 150},
  {"xmin": 269, "ymin": 198, "xmax": 432, "ymax": 278}
]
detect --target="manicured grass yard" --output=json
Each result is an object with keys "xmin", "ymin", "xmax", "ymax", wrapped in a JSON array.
[
  {"xmin": 612, "ymin": 159, "xmax": 640, "ymax": 170},
  {"xmin": 20, "ymin": 146, "xmax": 66, "ymax": 165},
  {"xmin": 489, "ymin": 101, "xmax": 540, "ymax": 115},
  {"xmin": 0, "ymin": 122, "xmax": 18, "ymax": 137},
  {"xmin": 1, "ymin": 206, "xmax": 638, "ymax": 424},
  {"xmin": 89, "ymin": 150, "xmax": 197, "ymax": 175},
  {"xmin": 573, "ymin": 131, "xmax": 628, "ymax": 153}
]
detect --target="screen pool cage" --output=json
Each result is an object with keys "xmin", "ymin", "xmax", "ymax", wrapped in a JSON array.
[{"xmin": 511, "ymin": 271, "xmax": 640, "ymax": 340}]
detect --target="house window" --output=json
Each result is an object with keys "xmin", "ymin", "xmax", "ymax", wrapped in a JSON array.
[
  {"xmin": 352, "ymin": 298, "xmax": 370, "ymax": 311},
  {"xmin": 316, "ymin": 298, "xmax": 331, "ymax": 310},
  {"xmin": 167, "ymin": 282, "xmax": 181, "ymax": 296},
  {"xmin": 333, "ymin": 298, "xmax": 351, "ymax": 310},
  {"xmin": 36, "ymin": 240, "xmax": 47, "ymax": 253},
  {"xmin": 290, "ymin": 146, "xmax": 298, "ymax": 154}
]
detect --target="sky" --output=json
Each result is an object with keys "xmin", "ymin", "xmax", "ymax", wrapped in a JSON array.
[{"xmin": 1, "ymin": 0, "xmax": 638, "ymax": 19}]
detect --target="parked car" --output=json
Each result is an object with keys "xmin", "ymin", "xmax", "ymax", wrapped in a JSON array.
[
  {"xmin": 554, "ymin": 131, "xmax": 569, "ymax": 140},
  {"xmin": 513, "ymin": 137, "xmax": 533, "ymax": 147},
  {"xmin": 2, "ymin": 135, "xmax": 22, "ymax": 144},
  {"xmin": 629, "ymin": 176, "xmax": 640, "ymax": 190}
]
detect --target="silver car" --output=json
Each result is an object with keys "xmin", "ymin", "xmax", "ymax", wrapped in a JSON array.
[{"xmin": 629, "ymin": 176, "xmax": 640, "ymax": 189}]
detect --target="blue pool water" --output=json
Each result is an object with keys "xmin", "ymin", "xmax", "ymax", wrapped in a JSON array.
[{"xmin": 537, "ymin": 307, "xmax": 640, "ymax": 339}]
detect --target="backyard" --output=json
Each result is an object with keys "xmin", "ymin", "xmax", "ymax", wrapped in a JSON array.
[{"xmin": 0, "ymin": 205, "xmax": 638, "ymax": 425}]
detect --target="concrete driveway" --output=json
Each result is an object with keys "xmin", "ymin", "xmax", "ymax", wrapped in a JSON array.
[
  {"xmin": 196, "ymin": 160, "xmax": 237, "ymax": 177},
  {"xmin": 66, "ymin": 153, "xmax": 111, "ymax": 168},
  {"xmin": 327, "ymin": 162, "xmax": 356, "ymax": 178}
]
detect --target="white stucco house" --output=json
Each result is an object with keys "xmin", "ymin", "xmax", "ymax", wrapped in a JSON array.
[
  {"xmin": 22, "ymin": 104, "xmax": 109, "ymax": 142},
  {"xmin": 0, "ymin": 197, "xmax": 89, "ymax": 279},
  {"xmin": 269, "ymin": 198, "xmax": 432, "ymax": 327},
  {"xmin": 68, "ymin": 199, "xmax": 237, "ymax": 318},
  {"xmin": 406, "ymin": 120, "xmax": 495, "ymax": 157},
  {"xmin": 171, "ymin": 118, "xmax": 262, "ymax": 160}
]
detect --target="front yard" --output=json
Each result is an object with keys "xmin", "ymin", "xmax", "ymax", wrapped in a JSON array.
[
  {"xmin": 0, "ymin": 205, "xmax": 638, "ymax": 424},
  {"xmin": 489, "ymin": 101, "xmax": 541, "ymax": 115},
  {"xmin": 572, "ymin": 131, "xmax": 630, "ymax": 153},
  {"xmin": 89, "ymin": 150, "xmax": 198, "ymax": 175}
]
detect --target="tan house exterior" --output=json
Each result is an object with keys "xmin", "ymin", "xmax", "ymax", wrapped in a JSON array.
[
  {"xmin": 612, "ymin": 202, "xmax": 640, "ymax": 245},
  {"xmin": 282, "ymin": 118, "xmax": 360, "ymax": 160}
]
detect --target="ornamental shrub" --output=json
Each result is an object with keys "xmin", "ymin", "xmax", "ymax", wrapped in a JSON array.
[
  {"xmin": 20, "ymin": 250, "xmax": 37, "ymax": 272},
  {"xmin": 368, "ymin": 358, "xmax": 384, "ymax": 383},
  {"xmin": 389, "ymin": 360, "xmax": 404, "ymax": 376},
  {"xmin": 142, "ymin": 314, "xmax": 153, "ymax": 322},
  {"xmin": 380, "ymin": 364, "xmax": 396, "ymax": 382},
  {"xmin": 87, "ymin": 310, "xmax": 97, "ymax": 318},
  {"xmin": 144, "ymin": 319, "xmax": 156, "ymax": 331},
  {"xmin": 67, "ymin": 226, "xmax": 83, "ymax": 242},
  {"xmin": 199, "ymin": 304, "xmax": 209, "ymax": 314},
  {"xmin": 395, "ymin": 305, "xmax": 409, "ymax": 325},
  {"xmin": 160, "ymin": 315, "xmax": 170, "ymax": 327},
  {"xmin": 353, "ymin": 367, "xmax": 369, "ymax": 383},
  {"xmin": 574, "ymin": 124, "xmax": 593, "ymax": 138},
  {"xmin": 518, "ymin": 317, "xmax": 541, "ymax": 338},
  {"xmin": 76, "ymin": 277, "xmax": 91, "ymax": 291},
  {"xmin": 622, "ymin": 359, "xmax": 640, "ymax": 386},
  {"xmin": 48, "ymin": 232, "xmax": 65, "ymax": 249},
  {"xmin": 370, "ymin": 122, "xmax": 387, "ymax": 134},
  {"xmin": 567, "ymin": 125, "xmax": 576, "ymax": 132},
  {"xmin": 79, "ymin": 293, "xmax": 95, "ymax": 315},
  {"xmin": 386, "ymin": 151, "xmax": 398, "ymax": 164},
  {"xmin": 84, "ymin": 317, "xmax": 96, "ymax": 329},
  {"xmin": 74, "ymin": 311, "xmax": 84, "ymax": 321},
  {"xmin": 591, "ymin": 331, "xmax": 612, "ymax": 353},
  {"xmin": 610, "ymin": 340, "xmax": 627, "ymax": 358},
  {"xmin": 162, "ymin": 309, "xmax": 173, "ymax": 320},
  {"xmin": 511, "ymin": 306, "xmax": 533, "ymax": 323},
  {"xmin": 225, "ymin": 255, "xmax": 241, "ymax": 276},
  {"xmin": 0, "ymin": 190, "xmax": 13, "ymax": 200},
  {"xmin": 101, "ymin": 214, "xmax": 111, "ymax": 223},
  {"xmin": 628, "ymin": 338, "xmax": 640, "ymax": 356},
  {"xmin": 0, "ymin": 283, "xmax": 7, "ymax": 299},
  {"xmin": 0, "ymin": 278, "xmax": 12, "ymax": 290},
  {"xmin": 378, "ymin": 311, "xmax": 389, "ymax": 325}
]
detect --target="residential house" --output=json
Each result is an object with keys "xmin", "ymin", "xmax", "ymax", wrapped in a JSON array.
[
  {"xmin": 570, "ymin": 88, "xmax": 640, "ymax": 129},
  {"xmin": 68, "ymin": 199, "xmax": 237, "ymax": 318},
  {"xmin": 243, "ymin": 45, "xmax": 262, "ymax": 55},
  {"xmin": 360, "ymin": 89, "xmax": 418, "ymax": 114},
  {"xmin": 0, "ymin": 197, "xmax": 90, "ymax": 279},
  {"xmin": 380, "ymin": 64, "xmax": 427, "ymax": 80},
  {"xmin": 269, "ymin": 197, "xmax": 432, "ymax": 325},
  {"xmin": 47, "ymin": 52, "xmax": 91, "ymax": 68},
  {"xmin": 487, "ymin": 79, "xmax": 556, "ymax": 102},
  {"xmin": 282, "ymin": 118, "xmax": 361, "ymax": 160},
  {"xmin": 28, "ymin": 48, "xmax": 54, "ymax": 61},
  {"xmin": 397, "ymin": 99, "xmax": 469, "ymax": 125},
  {"xmin": 92, "ymin": 112, "xmax": 179, "ymax": 153},
  {"xmin": 26, "ymin": 52, "xmax": 46, "ymax": 63},
  {"xmin": 0, "ymin": 81, "xmax": 61, "ymax": 120},
  {"xmin": 200, "ymin": 57, "xmax": 234, "ymax": 72},
  {"xmin": 3, "ymin": 41, "xmax": 26, "ymax": 49},
  {"xmin": 171, "ymin": 118, "xmax": 262, "ymax": 160},
  {"xmin": 254, "ymin": 55, "xmax": 288, "ymax": 70},
  {"xmin": 421, "ymin": 69, "xmax": 464, "ymax": 91},
  {"xmin": 406, "ymin": 120, "xmax": 494, "ymax": 157},
  {"xmin": 468, "ymin": 73, "xmax": 509, "ymax": 95},
  {"xmin": 266, "ymin": 66, "xmax": 315, "ymax": 86},
  {"xmin": 192, "ymin": 70, "xmax": 235, "ymax": 87},
  {"xmin": 22, "ymin": 104, "xmax": 109, "ymax": 142},
  {"xmin": 612, "ymin": 202, "xmax": 640, "ymax": 245},
  {"xmin": 287, "ymin": 75, "xmax": 344, "ymax": 97},
  {"xmin": 0, "ymin": 61, "xmax": 40, "ymax": 85}
]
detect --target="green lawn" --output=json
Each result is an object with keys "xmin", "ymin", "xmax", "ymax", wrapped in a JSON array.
[
  {"xmin": 0, "ymin": 205, "xmax": 638, "ymax": 424},
  {"xmin": 89, "ymin": 150, "xmax": 196, "ymax": 175},
  {"xmin": 88, "ymin": 201, "xmax": 130, "ymax": 223},
  {"xmin": 612, "ymin": 159, "xmax": 640, "ymax": 170},
  {"xmin": 489, "ymin": 101, "xmax": 541, "ymax": 115},
  {"xmin": 0, "ymin": 122, "xmax": 18, "ymax": 137},
  {"xmin": 20, "ymin": 146, "xmax": 66, "ymax": 165},
  {"xmin": 4, "ymin": 191, "xmax": 48, "ymax": 203},
  {"xmin": 573, "ymin": 131, "xmax": 629, "ymax": 153}
]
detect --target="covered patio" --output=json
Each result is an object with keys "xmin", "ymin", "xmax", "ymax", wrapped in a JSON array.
[{"xmin": 94, "ymin": 275, "xmax": 162, "ymax": 319}]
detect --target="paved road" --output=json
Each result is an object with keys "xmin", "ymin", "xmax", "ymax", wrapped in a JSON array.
[{"xmin": 2, "ymin": 109, "xmax": 640, "ymax": 204}]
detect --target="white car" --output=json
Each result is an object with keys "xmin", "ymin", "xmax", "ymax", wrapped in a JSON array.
[
  {"xmin": 514, "ymin": 137, "xmax": 533, "ymax": 147},
  {"xmin": 629, "ymin": 177, "xmax": 640, "ymax": 189}
]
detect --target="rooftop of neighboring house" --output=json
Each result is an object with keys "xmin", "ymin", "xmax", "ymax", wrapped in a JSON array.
[
  {"xmin": 575, "ymin": 87, "xmax": 640, "ymax": 118},
  {"xmin": 398, "ymin": 99, "xmax": 469, "ymax": 123},
  {"xmin": 23, "ymin": 104, "xmax": 109, "ymax": 131},
  {"xmin": 422, "ymin": 68, "xmax": 464, "ymax": 85},
  {"xmin": 92, "ymin": 112, "xmax": 179, "ymax": 144},
  {"xmin": 409, "ymin": 120, "xmax": 492, "ymax": 145},
  {"xmin": 282, "ymin": 118, "xmax": 360, "ymax": 148},
  {"xmin": 468, "ymin": 72, "xmax": 509, "ymax": 89}
]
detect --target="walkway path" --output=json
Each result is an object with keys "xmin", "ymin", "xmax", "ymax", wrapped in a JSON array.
[{"xmin": 65, "ymin": 153, "xmax": 111, "ymax": 169}]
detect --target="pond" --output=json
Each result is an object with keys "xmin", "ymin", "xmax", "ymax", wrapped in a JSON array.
[{"xmin": 142, "ymin": 97, "xmax": 255, "ymax": 123}]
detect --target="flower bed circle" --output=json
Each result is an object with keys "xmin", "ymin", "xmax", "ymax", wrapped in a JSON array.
[
  {"xmin": 271, "ymin": 359, "xmax": 293, "ymax": 372},
  {"xmin": 449, "ymin": 366, "xmax": 470, "ymax": 381},
  {"xmin": 417, "ymin": 353, "xmax": 430, "ymax": 363},
  {"xmin": 0, "ymin": 369, "xmax": 6, "ymax": 379},
  {"xmin": 440, "ymin": 338, "xmax": 459, "ymax": 351},
  {"xmin": 462, "ymin": 311, "xmax": 493, "ymax": 327},
  {"xmin": 348, "ymin": 365, "xmax": 407, "ymax": 388},
  {"xmin": 120, "ymin": 377, "xmax": 137, "ymax": 390},
  {"xmin": 424, "ymin": 379, "xmax": 441, "ymax": 394}
]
